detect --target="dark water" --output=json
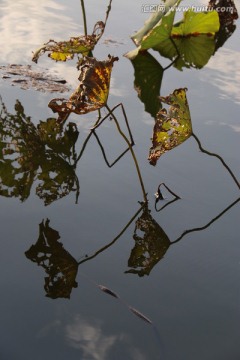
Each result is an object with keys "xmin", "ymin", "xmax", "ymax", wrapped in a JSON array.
[{"xmin": 0, "ymin": 1, "xmax": 239, "ymax": 359}]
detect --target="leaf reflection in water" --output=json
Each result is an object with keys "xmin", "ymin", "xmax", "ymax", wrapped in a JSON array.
[
  {"xmin": 25, "ymin": 219, "xmax": 78, "ymax": 299},
  {"xmin": 25, "ymin": 195, "xmax": 239, "ymax": 321},
  {"xmin": 125, "ymin": 197, "xmax": 240, "ymax": 276},
  {"xmin": 126, "ymin": 205, "xmax": 171, "ymax": 277},
  {"xmin": 0, "ymin": 97, "xmax": 80, "ymax": 205},
  {"xmin": 25, "ymin": 215, "xmax": 154, "ymax": 326}
]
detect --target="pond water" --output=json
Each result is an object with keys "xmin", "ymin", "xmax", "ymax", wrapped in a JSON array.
[{"xmin": 0, "ymin": 1, "xmax": 239, "ymax": 359}]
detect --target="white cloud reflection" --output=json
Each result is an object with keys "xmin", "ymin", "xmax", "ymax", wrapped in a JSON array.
[
  {"xmin": 0, "ymin": 0, "xmax": 80, "ymax": 64},
  {"xmin": 0, "ymin": 0, "xmax": 82, "ymax": 89},
  {"xmin": 64, "ymin": 314, "xmax": 149, "ymax": 360},
  {"xmin": 205, "ymin": 120, "xmax": 240, "ymax": 133},
  {"xmin": 36, "ymin": 313, "xmax": 148, "ymax": 359},
  {"xmin": 65, "ymin": 314, "xmax": 117, "ymax": 360},
  {"xmin": 0, "ymin": 0, "xmax": 124, "ymax": 94},
  {"xmin": 202, "ymin": 48, "xmax": 240, "ymax": 105}
]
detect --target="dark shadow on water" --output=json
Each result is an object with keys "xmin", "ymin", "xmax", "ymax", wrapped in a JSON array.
[
  {"xmin": 25, "ymin": 219, "xmax": 78, "ymax": 299},
  {"xmin": 0, "ymin": 97, "xmax": 80, "ymax": 205},
  {"xmin": 24, "ymin": 195, "xmax": 239, "ymax": 359},
  {"xmin": 1, "ymin": 1, "xmax": 239, "ymax": 359},
  {"xmin": 0, "ymin": 97, "xmax": 137, "ymax": 205},
  {"xmin": 25, "ymin": 196, "xmax": 239, "ymax": 298}
]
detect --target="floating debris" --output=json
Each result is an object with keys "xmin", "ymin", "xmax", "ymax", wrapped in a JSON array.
[{"xmin": 0, "ymin": 64, "xmax": 70, "ymax": 93}]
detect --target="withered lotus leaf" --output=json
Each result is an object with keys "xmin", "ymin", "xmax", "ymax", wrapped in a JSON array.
[
  {"xmin": 48, "ymin": 55, "xmax": 118, "ymax": 121},
  {"xmin": 32, "ymin": 21, "xmax": 105, "ymax": 63},
  {"xmin": 148, "ymin": 88, "xmax": 192, "ymax": 165}
]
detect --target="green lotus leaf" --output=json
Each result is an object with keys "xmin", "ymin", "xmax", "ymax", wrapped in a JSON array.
[
  {"xmin": 171, "ymin": 9, "xmax": 220, "ymax": 35},
  {"xmin": 156, "ymin": 34, "xmax": 217, "ymax": 70},
  {"xmin": 130, "ymin": 51, "xmax": 163, "ymax": 118},
  {"xmin": 140, "ymin": 7, "xmax": 176, "ymax": 50},
  {"xmin": 153, "ymin": 10, "xmax": 220, "ymax": 69},
  {"xmin": 131, "ymin": 0, "xmax": 181, "ymax": 46}
]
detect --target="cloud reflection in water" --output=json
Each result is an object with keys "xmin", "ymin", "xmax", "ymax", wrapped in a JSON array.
[
  {"xmin": 203, "ymin": 48, "xmax": 240, "ymax": 105},
  {"xmin": 65, "ymin": 315, "xmax": 117, "ymax": 360},
  {"xmin": 0, "ymin": 0, "xmax": 79, "ymax": 64}
]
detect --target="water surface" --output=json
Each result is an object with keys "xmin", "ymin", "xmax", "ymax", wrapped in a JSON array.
[{"xmin": 0, "ymin": 1, "xmax": 239, "ymax": 359}]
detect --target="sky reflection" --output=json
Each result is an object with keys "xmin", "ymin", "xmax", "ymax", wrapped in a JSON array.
[
  {"xmin": 65, "ymin": 315, "xmax": 117, "ymax": 360},
  {"xmin": 203, "ymin": 48, "xmax": 240, "ymax": 104},
  {"xmin": 0, "ymin": 0, "xmax": 79, "ymax": 64}
]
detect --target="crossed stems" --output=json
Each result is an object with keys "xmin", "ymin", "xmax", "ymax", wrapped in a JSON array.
[
  {"xmin": 69, "ymin": 104, "xmax": 239, "ymax": 207},
  {"xmin": 74, "ymin": 102, "xmax": 148, "ymax": 203}
]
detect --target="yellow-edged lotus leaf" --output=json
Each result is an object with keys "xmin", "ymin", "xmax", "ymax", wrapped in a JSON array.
[
  {"xmin": 148, "ymin": 88, "xmax": 192, "ymax": 165},
  {"xmin": 32, "ymin": 21, "xmax": 105, "ymax": 63},
  {"xmin": 49, "ymin": 52, "xmax": 74, "ymax": 62}
]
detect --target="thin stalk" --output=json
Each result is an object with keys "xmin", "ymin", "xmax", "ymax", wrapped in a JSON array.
[
  {"xmin": 80, "ymin": 0, "xmax": 88, "ymax": 36},
  {"xmin": 92, "ymin": 130, "xmax": 131, "ymax": 168},
  {"xmin": 192, "ymin": 132, "xmax": 240, "ymax": 190},
  {"xmin": 163, "ymin": 37, "xmax": 180, "ymax": 71},
  {"xmin": 75, "ymin": 115, "xmax": 102, "ymax": 165},
  {"xmin": 172, "ymin": 197, "xmax": 240, "ymax": 244},
  {"xmin": 105, "ymin": 104, "xmax": 148, "ymax": 203},
  {"xmin": 78, "ymin": 203, "xmax": 145, "ymax": 265},
  {"xmin": 104, "ymin": 0, "xmax": 113, "ymax": 26},
  {"xmin": 156, "ymin": 182, "xmax": 181, "ymax": 200},
  {"xmin": 154, "ymin": 182, "xmax": 181, "ymax": 211}
]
